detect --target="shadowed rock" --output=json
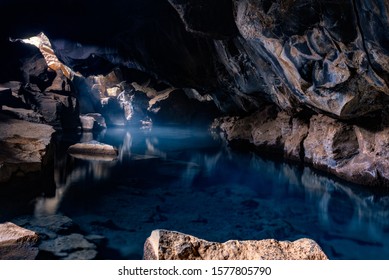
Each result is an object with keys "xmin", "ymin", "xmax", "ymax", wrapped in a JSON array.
[
  {"xmin": 143, "ymin": 229, "xmax": 328, "ymax": 260},
  {"xmin": 39, "ymin": 233, "xmax": 97, "ymax": 259}
]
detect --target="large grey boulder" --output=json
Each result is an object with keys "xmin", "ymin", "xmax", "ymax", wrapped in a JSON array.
[{"xmin": 143, "ymin": 230, "xmax": 328, "ymax": 260}]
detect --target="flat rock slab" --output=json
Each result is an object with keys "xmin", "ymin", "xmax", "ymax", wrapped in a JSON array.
[
  {"xmin": 0, "ymin": 222, "xmax": 39, "ymax": 260},
  {"xmin": 144, "ymin": 230, "xmax": 328, "ymax": 260},
  {"xmin": 67, "ymin": 140, "xmax": 118, "ymax": 161},
  {"xmin": 0, "ymin": 113, "xmax": 54, "ymax": 183},
  {"xmin": 1, "ymin": 106, "xmax": 44, "ymax": 123}
]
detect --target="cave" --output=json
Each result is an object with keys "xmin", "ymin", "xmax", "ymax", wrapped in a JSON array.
[{"xmin": 1, "ymin": 0, "xmax": 389, "ymax": 260}]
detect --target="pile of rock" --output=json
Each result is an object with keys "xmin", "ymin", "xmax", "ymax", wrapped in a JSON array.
[{"xmin": 12, "ymin": 214, "xmax": 104, "ymax": 260}]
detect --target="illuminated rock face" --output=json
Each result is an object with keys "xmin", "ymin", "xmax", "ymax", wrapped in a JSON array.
[
  {"xmin": 0, "ymin": 222, "xmax": 39, "ymax": 260},
  {"xmin": 167, "ymin": 0, "xmax": 389, "ymax": 117},
  {"xmin": 3, "ymin": 0, "xmax": 389, "ymax": 117},
  {"xmin": 143, "ymin": 229, "xmax": 328, "ymax": 260}
]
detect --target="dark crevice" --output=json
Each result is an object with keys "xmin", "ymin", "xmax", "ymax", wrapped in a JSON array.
[{"xmin": 351, "ymin": 0, "xmax": 374, "ymax": 68}]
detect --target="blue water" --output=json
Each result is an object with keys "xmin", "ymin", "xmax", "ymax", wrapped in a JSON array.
[{"xmin": 25, "ymin": 127, "xmax": 389, "ymax": 259}]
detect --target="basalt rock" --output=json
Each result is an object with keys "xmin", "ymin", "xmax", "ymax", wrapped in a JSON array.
[
  {"xmin": 3, "ymin": 1, "xmax": 389, "ymax": 187},
  {"xmin": 67, "ymin": 140, "xmax": 118, "ymax": 161},
  {"xmin": 215, "ymin": 106, "xmax": 389, "ymax": 187},
  {"xmin": 143, "ymin": 229, "xmax": 328, "ymax": 260},
  {"xmin": 214, "ymin": 105, "xmax": 309, "ymax": 161},
  {"xmin": 0, "ymin": 222, "xmax": 39, "ymax": 260},
  {"xmin": 0, "ymin": 113, "xmax": 54, "ymax": 184},
  {"xmin": 39, "ymin": 233, "xmax": 97, "ymax": 259},
  {"xmin": 80, "ymin": 113, "xmax": 106, "ymax": 131},
  {"xmin": 2, "ymin": 0, "xmax": 389, "ymax": 119},
  {"xmin": 20, "ymin": 55, "xmax": 80, "ymax": 130}
]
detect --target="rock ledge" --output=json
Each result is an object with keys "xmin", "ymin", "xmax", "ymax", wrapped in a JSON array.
[{"xmin": 143, "ymin": 230, "xmax": 328, "ymax": 260}]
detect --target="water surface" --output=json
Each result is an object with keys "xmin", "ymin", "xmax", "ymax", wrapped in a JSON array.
[{"xmin": 7, "ymin": 126, "xmax": 389, "ymax": 259}]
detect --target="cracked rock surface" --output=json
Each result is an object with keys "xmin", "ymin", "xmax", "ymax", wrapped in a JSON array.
[{"xmin": 144, "ymin": 229, "xmax": 328, "ymax": 260}]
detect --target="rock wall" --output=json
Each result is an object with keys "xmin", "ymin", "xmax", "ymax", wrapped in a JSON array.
[
  {"xmin": 213, "ymin": 105, "xmax": 389, "ymax": 187},
  {"xmin": 1, "ymin": 1, "xmax": 389, "ymax": 114},
  {"xmin": 3, "ymin": 1, "xmax": 389, "ymax": 118}
]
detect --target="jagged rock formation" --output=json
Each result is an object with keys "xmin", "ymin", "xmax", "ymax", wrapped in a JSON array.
[
  {"xmin": 213, "ymin": 105, "xmax": 389, "ymax": 187},
  {"xmin": 0, "ymin": 222, "xmax": 39, "ymax": 260},
  {"xmin": 3, "ymin": 0, "xmax": 387, "ymax": 118},
  {"xmin": 143, "ymin": 229, "xmax": 328, "ymax": 260}
]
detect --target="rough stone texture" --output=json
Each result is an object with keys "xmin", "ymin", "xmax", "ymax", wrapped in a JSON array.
[
  {"xmin": 1, "ymin": 105, "xmax": 44, "ymax": 123},
  {"xmin": 20, "ymin": 55, "xmax": 79, "ymax": 130},
  {"xmin": 143, "ymin": 230, "xmax": 328, "ymax": 260},
  {"xmin": 149, "ymin": 89, "xmax": 219, "ymax": 126},
  {"xmin": 304, "ymin": 115, "xmax": 359, "ymax": 172},
  {"xmin": 3, "ymin": 1, "xmax": 389, "ymax": 187},
  {"xmin": 13, "ymin": 215, "xmax": 76, "ymax": 237},
  {"xmin": 0, "ymin": 222, "xmax": 39, "ymax": 260},
  {"xmin": 80, "ymin": 113, "xmax": 106, "ymax": 131},
  {"xmin": 215, "ymin": 105, "xmax": 308, "ymax": 161},
  {"xmin": 12, "ymin": 214, "xmax": 104, "ymax": 259},
  {"xmin": 215, "ymin": 105, "xmax": 389, "ymax": 187},
  {"xmin": 0, "ymin": 113, "xmax": 54, "ymax": 183},
  {"xmin": 67, "ymin": 140, "xmax": 118, "ymax": 161},
  {"xmin": 39, "ymin": 233, "xmax": 97, "ymax": 259},
  {"xmin": 2, "ymin": 0, "xmax": 389, "ymax": 118}
]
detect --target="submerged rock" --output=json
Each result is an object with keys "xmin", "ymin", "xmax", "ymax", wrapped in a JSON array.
[
  {"xmin": 13, "ymin": 215, "xmax": 76, "ymax": 238},
  {"xmin": 0, "ymin": 222, "xmax": 39, "ymax": 260},
  {"xmin": 67, "ymin": 140, "xmax": 118, "ymax": 161},
  {"xmin": 143, "ymin": 229, "xmax": 328, "ymax": 260},
  {"xmin": 39, "ymin": 233, "xmax": 97, "ymax": 259}
]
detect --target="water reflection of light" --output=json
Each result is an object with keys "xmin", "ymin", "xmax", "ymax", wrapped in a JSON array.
[
  {"xmin": 119, "ymin": 132, "xmax": 132, "ymax": 161},
  {"xmin": 180, "ymin": 152, "xmax": 222, "ymax": 187},
  {"xmin": 145, "ymin": 138, "xmax": 166, "ymax": 159},
  {"xmin": 29, "ymin": 127, "xmax": 389, "ymax": 259}
]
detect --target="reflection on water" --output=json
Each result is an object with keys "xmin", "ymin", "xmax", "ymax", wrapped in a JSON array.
[{"xmin": 27, "ymin": 127, "xmax": 389, "ymax": 259}]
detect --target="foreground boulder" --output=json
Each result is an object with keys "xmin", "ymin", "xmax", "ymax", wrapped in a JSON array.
[
  {"xmin": 143, "ymin": 230, "xmax": 328, "ymax": 260},
  {"xmin": 0, "ymin": 222, "xmax": 39, "ymax": 260}
]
